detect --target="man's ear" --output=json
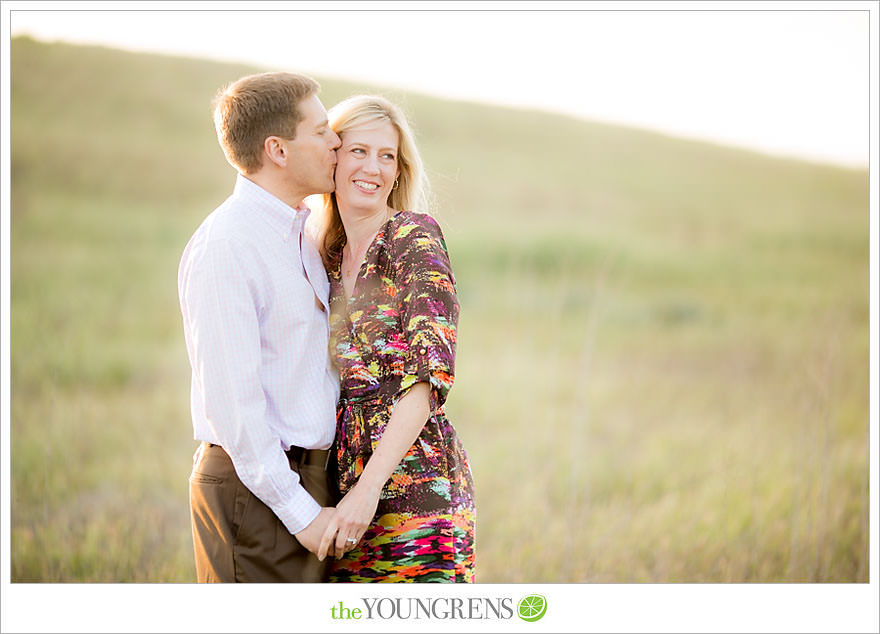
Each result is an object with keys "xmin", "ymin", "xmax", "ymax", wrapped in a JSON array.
[{"xmin": 263, "ymin": 136, "xmax": 288, "ymax": 168}]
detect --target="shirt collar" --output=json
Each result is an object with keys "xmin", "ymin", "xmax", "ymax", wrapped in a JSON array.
[{"xmin": 232, "ymin": 173, "xmax": 311, "ymax": 242}]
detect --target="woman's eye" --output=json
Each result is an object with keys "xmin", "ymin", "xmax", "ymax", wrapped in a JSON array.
[{"xmin": 351, "ymin": 148, "xmax": 365, "ymax": 154}]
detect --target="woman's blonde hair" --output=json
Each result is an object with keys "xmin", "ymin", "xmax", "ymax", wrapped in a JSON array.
[{"xmin": 317, "ymin": 95, "xmax": 429, "ymax": 270}]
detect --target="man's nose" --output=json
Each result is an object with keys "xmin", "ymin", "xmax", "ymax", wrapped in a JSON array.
[{"xmin": 330, "ymin": 130, "xmax": 341, "ymax": 150}]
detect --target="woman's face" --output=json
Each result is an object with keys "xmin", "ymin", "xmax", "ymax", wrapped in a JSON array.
[{"xmin": 334, "ymin": 120, "xmax": 400, "ymax": 214}]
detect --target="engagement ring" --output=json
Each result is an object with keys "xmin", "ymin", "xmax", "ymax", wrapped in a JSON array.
[{"xmin": 346, "ymin": 537, "xmax": 357, "ymax": 544}]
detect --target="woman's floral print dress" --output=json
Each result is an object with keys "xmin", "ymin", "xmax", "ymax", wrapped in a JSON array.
[{"xmin": 328, "ymin": 210, "xmax": 475, "ymax": 583}]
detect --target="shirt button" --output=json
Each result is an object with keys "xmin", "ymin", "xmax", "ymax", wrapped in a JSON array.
[{"xmin": 419, "ymin": 348, "xmax": 427, "ymax": 355}]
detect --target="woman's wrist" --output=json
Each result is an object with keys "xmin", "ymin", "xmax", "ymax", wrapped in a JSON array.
[{"xmin": 356, "ymin": 470, "xmax": 386, "ymax": 497}]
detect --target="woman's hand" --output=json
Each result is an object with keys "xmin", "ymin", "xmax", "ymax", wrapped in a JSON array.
[
  {"xmin": 317, "ymin": 481, "xmax": 381, "ymax": 560},
  {"xmin": 317, "ymin": 383, "xmax": 432, "ymax": 561}
]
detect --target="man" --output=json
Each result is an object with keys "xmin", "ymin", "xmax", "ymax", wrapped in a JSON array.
[{"xmin": 178, "ymin": 72, "xmax": 342, "ymax": 582}]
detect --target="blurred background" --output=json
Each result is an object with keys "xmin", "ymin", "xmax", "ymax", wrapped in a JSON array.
[{"xmin": 5, "ymin": 7, "xmax": 873, "ymax": 584}]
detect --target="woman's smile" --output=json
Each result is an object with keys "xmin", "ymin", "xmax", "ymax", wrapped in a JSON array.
[{"xmin": 353, "ymin": 179, "xmax": 380, "ymax": 192}]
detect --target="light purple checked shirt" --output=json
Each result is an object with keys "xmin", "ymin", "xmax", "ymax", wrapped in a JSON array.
[{"xmin": 178, "ymin": 174, "xmax": 339, "ymax": 534}]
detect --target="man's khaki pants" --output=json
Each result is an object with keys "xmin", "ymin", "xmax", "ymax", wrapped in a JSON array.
[{"xmin": 189, "ymin": 442, "xmax": 335, "ymax": 583}]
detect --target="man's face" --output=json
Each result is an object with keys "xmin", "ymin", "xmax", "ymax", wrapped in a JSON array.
[{"xmin": 283, "ymin": 94, "xmax": 341, "ymax": 199}]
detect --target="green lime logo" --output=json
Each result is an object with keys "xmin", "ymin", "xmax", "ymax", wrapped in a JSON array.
[{"xmin": 517, "ymin": 594, "xmax": 547, "ymax": 622}]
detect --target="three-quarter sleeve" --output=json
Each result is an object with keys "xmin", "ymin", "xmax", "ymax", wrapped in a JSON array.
[{"xmin": 393, "ymin": 212, "xmax": 460, "ymax": 411}]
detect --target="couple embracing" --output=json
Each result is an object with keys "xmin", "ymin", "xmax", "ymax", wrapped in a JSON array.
[{"xmin": 178, "ymin": 72, "xmax": 475, "ymax": 583}]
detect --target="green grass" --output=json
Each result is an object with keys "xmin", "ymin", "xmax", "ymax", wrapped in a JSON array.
[{"xmin": 9, "ymin": 36, "xmax": 870, "ymax": 582}]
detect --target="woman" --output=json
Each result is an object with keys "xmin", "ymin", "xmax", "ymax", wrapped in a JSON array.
[{"xmin": 314, "ymin": 95, "xmax": 475, "ymax": 582}]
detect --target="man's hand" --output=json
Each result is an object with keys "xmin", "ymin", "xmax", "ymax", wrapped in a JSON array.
[{"xmin": 294, "ymin": 507, "xmax": 337, "ymax": 559}]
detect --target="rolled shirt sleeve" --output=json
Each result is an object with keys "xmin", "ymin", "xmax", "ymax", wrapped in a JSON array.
[{"xmin": 393, "ymin": 213, "xmax": 460, "ymax": 411}]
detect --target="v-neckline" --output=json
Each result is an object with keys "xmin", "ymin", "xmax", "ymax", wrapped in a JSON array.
[{"xmin": 340, "ymin": 212, "xmax": 399, "ymax": 305}]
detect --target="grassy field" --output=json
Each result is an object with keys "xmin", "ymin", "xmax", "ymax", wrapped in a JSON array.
[{"xmin": 9, "ymin": 36, "xmax": 870, "ymax": 582}]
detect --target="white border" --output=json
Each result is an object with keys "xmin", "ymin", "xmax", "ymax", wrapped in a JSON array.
[
  {"xmin": 1, "ymin": 2, "xmax": 877, "ymax": 633},
  {"xmin": 1, "ymin": 583, "xmax": 879, "ymax": 633}
]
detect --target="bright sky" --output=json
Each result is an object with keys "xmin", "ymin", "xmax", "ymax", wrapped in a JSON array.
[{"xmin": 5, "ymin": 2, "xmax": 873, "ymax": 168}]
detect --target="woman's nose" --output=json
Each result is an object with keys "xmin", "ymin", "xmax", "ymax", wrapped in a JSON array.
[{"xmin": 362, "ymin": 154, "xmax": 380, "ymax": 173}]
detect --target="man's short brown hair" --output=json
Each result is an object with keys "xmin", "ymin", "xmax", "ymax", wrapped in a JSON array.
[{"xmin": 213, "ymin": 72, "xmax": 320, "ymax": 174}]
